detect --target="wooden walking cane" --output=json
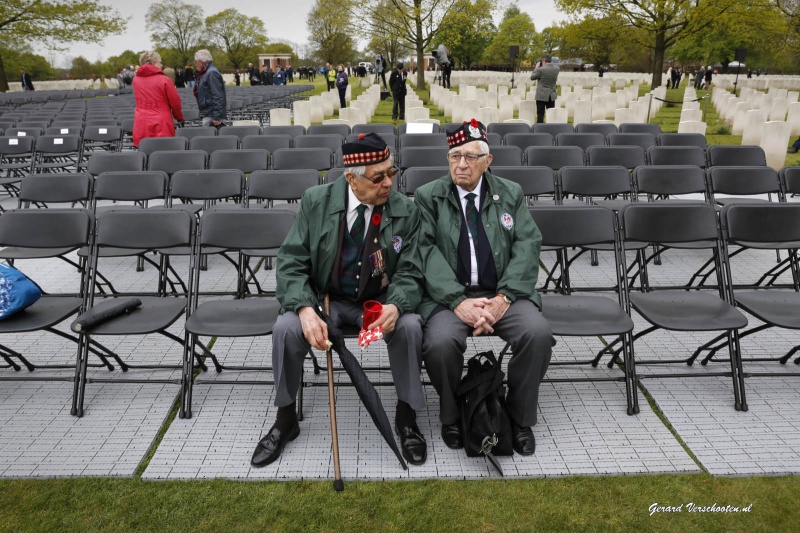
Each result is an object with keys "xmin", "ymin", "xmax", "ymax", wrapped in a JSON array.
[{"xmin": 324, "ymin": 294, "xmax": 345, "ymax": 491}]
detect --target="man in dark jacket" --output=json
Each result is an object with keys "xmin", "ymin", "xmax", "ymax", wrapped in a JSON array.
[
  {"xmin": 20, "ymin": 69, "xmax": 35, "ymax": 91},
  {"xmin": 415, "ymin": 119, "xmax": 552, "ymax": 455},
  {"xmin": 193, "ymin": 49, "xmax": 226, "ymax": 128},
  {"xmin": 389, "ymin": 62, "xmax": 407, "ymax": 122},
  {"xmin": 250, "ymin": 134, "xmax": 428, "ymax": 468}
]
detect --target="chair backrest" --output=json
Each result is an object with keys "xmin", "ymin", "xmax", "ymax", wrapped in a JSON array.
[
  {"xmin": 95, "ymin": 171, "xmax": 168, "ymax": 202},
  {"xmin": 6, "ymin": 127, "xmax": 44, "ymax": 139},
  {"xmin": 325, "ymin": 168, "xmax": 346, "ymax": 182},
  {"xmin": 147, "ymin": 149, "xmax": 207, "ymax": 175},
  {"xmin": 294, "ymin": 133, "xmax": 345, "ymax": 152},
  {"xmin": 401, "ymin": 166, "xmax": 448, "ymax": 195},
  {"xmin": 721, "ymin": 203, "xmax": 800, "ymax": 245},
  {"xmin": 272, "ymin": 147, "xmax": 333, "ymax": 171},
  {"xmin": 198, "ymin": 208, "xmax": 295, "ymax": 251},
  {"xmin": 86, "ymin": 151, "xmax": 146, "ymax": 176},
  {"xmin": 218, "ymin": 125, "xmax": 261, "ymax": 140},
  {"xmin": 487, "ymin": 145, "xmax": 523, "ymax": 166},
  {"xmin": 170, "ymin": 169, "xmax": 245, "ymax": 202},
  {"xmin": 647, "ymin": 146, "xmax": 706, "ymax": 168},
  {"xmin": 504, "ymin": 133, "xmax": 553, "ymax": 151},
  {"xmin": 492, "ymin": 166, "xmax": 556, "ymax": 198},
  {"xmin": 352, "ymin": 123, "xmax": 396, "ymax": 135},
  {"xmin": 486, "ymin": 132, "xmax": 503, "ymax": 146},
  {"xmin": 608, "ymin": 133, "xmax": 657, "ymax": 151},
  {"xmin": 619, "ymin": 123, "xmax": 662, "ymax": 135},
  {"xmin": 487, "ymin": 123, "xmax": 531, "ymax": 136},
  {"xmin": 780, "ymin": 166, "xmax": 800, "ymax": 195},
  {"xmin": 398, "ymin": 146, "xmax": 449, "ymax": 170},
  {"xmin": 308, "ymin": 124, "xmax": 351, "ymax": 137},
  {"xmin": 33, "ymin": 134, "xmax": 81, "ymax": 153},
  {"xmin": 242, "ymin": 134, "xmax": 291, "ymax": 152},
  {"xmin": 707, "ymin": 145, "xmax": 767, "ymax": 167},
  {"xmin": 633, "ymin": 165, "xmax": 707, "ymax": 197},
  {"xmin": 0, "ymin": 208, "xmax": 92, "ymax": 249},
  {"xmin": 189, "ymin": 135, "xmax": 239, "ymax": 155},
  {"xmin": 619, "ymin": 203, "xmax": 719, "ymax": 244},
  {"xmin": 575, "ymin": 122, "xmax": 618, "ymax": 139},
  {"xmin": 262, "ymin": 125, "xmax": 306, "ymax": 138},
  {"xmin": 533, "ymin": 123, "xmax": 574, "ymax": 136},
  {"xmin": 347, "ymin": 132, "xmax": 397, "ymax": 150},
  {"xmin": 247, "ymin": 169, "xmax": 321, "ymax": 201},
  {"xmin": 658, "ymin": 133, "xmax": 707, "ymax": 148},
  {"xmin": 0, "ymin": 135, "xmax": 36, "ymax": 155},
  {"xmin": 175, "ymin": 127, "xmax": 218, "ymax": 141},
  {"xmin": 46, "ymin": 126, "xmax": 82, "ymax": 136},
  {"xmin": 586, "ymin": 145, "xmax": 645, "ymax": 169},
  {"xmin": 83, "ymin": 125, "xmax": 122, "ymax": 143},
  {"xmin": 559, "ymin": 166, "xmax": 632, "ymax": 198},
  {"xmin": 95, "ymin": 208, "xmax": 193, "ymax": 250},
  {"xmin": 707, "ymin": 166, "xmax": 782, "ymax": 197},
  {"xmin": 525, "ymin": 146, "xmax": 584, "ymax": 169},
  {"xmin": 19, "ymin": 173, "xmax": 92, "ymax": 204},
  {"xmin": 138, "ymin": 136, "xmax": 189, "ymax": 156},
  {"xmin": 555, "ymin": 132, "xmax": 605, "ymax": 151},
  {"xmin": 209, "ymin": 149, "xmax": 269, "ymax": 173},
  {"xmin": 399, "ymin": 133, "xmax": 447, "ymax": 148},
  {"xmin": 529, "ymin": 204, "xmax": 617, "ymax": 246}
]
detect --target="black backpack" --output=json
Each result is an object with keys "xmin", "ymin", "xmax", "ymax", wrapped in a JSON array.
[{"xmin": 456, "ymin": 350, "xmax": 513, "ymax": 475}]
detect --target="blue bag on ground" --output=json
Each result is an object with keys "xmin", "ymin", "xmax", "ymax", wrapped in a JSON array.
[{"xmin": 0, "ymin": 263, "xmax": 42, "ymax": 319}]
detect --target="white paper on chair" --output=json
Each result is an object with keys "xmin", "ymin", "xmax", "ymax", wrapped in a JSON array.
[
  {"xmin": 17, "ymin": 132, "xmax": 26, "ymax": 137},
  {"xmin": 60, "ymin": 128, "xmax": 69, "ymax": 134},
  {"xmin": 99, "ymin": 128, "xmax": 107, "ymax": 134},
  {"xmin": 9, "ymin": 139, "xmax": 18, "ymax": 145},
  {"xmin": 405, "ymin": 123, "xmax": 434, "ymax": 134},
  {"xmin": 54, "ymin": 138, "xmax": 63, "ymax": 144}
]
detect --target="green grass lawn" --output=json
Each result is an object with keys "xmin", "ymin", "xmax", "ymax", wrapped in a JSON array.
[{"xmin": 2, "ymin": 77, "xmax": 799, "ymax": 532}]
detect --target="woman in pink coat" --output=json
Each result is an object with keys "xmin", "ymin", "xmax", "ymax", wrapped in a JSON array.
[{"xmin": 132, "ymin": 51, "xmax": 184, "ymax": 148}]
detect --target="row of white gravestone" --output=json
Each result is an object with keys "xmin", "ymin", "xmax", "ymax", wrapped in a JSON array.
[
  {"xmin": 290, "ymin": 85, "xmax": 367, "ymax": 128},
  {"xmin": 418, "ymin": 70, "xmax": 653, "ymax": 93}
]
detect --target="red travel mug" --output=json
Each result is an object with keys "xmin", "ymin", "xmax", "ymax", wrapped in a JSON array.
[{"xmin": 362, "ymin": 300, "xmax": 383, "ymax": 329}]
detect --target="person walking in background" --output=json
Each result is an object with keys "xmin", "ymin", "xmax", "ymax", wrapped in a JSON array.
[
  {"xmin": 335, "ymin": 64, "xmax": 348, "ymax": 108},
  {"xmin": 131, "ymin": 51, "xmax": 183, "ymax": 148},
  {"xmin": 326, "ymin": 64, "xmax": 336, "ymax": 91},
  {"xmin": 530, "ymin": 54, "xmax": 559, "ymax": 123},
  {"xmin": 175, "ymin": 67, "xmax": 185, "ymax": 88},
  {"xmin": 389, "ymin": 61, "xmax": 407, "ymax": 122},
  {"xmin": 694, "ymin": 66, "xmax": 704, "ymax": 89},
  {"xmin": 274, "ymin": 66, "xmax": 285, "ymax": 86},
  {"xmin": 704, "ymin": 66, "xmax": 713, "ymax": 89},
  {"xmin": 20, "ymin": 69, "xmax": 35, "ymax": 91},
  {"xmin": 184, "ymin": 65, "xmax": 196, "ymax": 88},
  {"xmin": 116, "ymin": 67, "xmax": 125, "ymax": 89},
  {"xmin": 193, "ymin": 49, "xmax": 226, "ymax": 128}
]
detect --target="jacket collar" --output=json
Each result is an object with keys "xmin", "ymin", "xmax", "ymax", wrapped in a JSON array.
[{"xmin": 432, "ymin": 172, "xmax": 503, "ymax": 211}]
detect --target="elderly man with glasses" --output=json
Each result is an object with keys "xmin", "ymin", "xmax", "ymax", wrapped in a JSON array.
[
  {"xmin": 415, "ymin": 119, "xmax": 553, "ymax": 456},
  {"xmin": 251, "ymin": 133, "xmax": 428, "ymax": 468}
]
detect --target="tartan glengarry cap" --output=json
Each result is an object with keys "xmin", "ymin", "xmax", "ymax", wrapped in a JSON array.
[
  {"xmin": 446, "ymin": 118, "xmax": 489, "ymax": 148},
  {"xmin": 341, "ymin": 133, "xmax": 391, "ymax": 166}
]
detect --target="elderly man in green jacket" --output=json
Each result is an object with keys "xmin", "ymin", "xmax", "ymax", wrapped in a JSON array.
[
  {"xmin": 415, "ymin": 119, "xmax": 552, "ymax": 455},
  {"xmin": 251, "ymin": 133, "xmax": 428, "ymax": 468}
]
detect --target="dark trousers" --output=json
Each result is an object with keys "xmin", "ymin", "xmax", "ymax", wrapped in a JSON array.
[
  {"xmin": 442, "ymin": 70, "xmax": 451, "ymax": 89},
  {"xmin": 338, "ymin": 87, "xmax": 346, "ymax": 108},
  {"xmin": 392, "ymin": 96, "xmax": 405, "ymax": 120},
  {"xmin": 536, "ymin": 98, "xmax": 555, "ymax": 123},
  {"xmin": 422, "ymin": 297, "xmax": 552, "ymax": 427}
]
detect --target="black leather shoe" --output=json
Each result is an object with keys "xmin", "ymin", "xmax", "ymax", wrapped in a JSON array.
[
  {"xmin": 511, "ymin": 421, "xmax": 535, "ymax": 455},
  {"xmin": 789, "ymin": 147, "xmax": 799, "ymax": 154},
  {"xmin": 250, "ymin": 421, "xmax": 300, "ymax": 467},
  {"xmin": 441, "ymin": 422, "xmax": 463, "ymax": 449},
  {"xmin": 396, "ymin": 422, "xmax": 427, "ymax": 465}
]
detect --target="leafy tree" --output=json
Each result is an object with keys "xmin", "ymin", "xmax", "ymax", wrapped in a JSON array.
[
  {"xmin": 364, "ymin": 0, "xmax": 414, "ymax": 68},
  {"xmin": 263, "ymin": 43, "xmax": 300, "ymax": 66},
  {"xmin": 107, "ymin": 50, "xmax": 142, "ymax": 70},
  {"xmin": 437, "ymin": 0, "xmax": 497, "ymax": 69},
  {"xmin": 558, "ymin": 15, "xmax": 625, "ymax": 69},
  {"xmin": 69, "ymin": 56, "xmax": 95, "ymax": 79},
  {"xmin": 1, "ymin": 47, "xmax": 54, "ymax": 83},
  {"xmin": 146, "ymin": 0, "xmax": 205, "ymax": 69},
  {"xmin": 205, "ymin": 8, "xmax": 268, "ymax": 70},
  {"xmin": 539, "ymin": 26, "xmax": 565, "ymax": 56},
  {"xmin": 307, "ymin": 0, "xmax": 359, "ymax": 64},
  {"xmin": 554, "ymin": 0, "xmax": 776, "ymax": 87},
  {"xmin": 482, "ymin": 4, "xmax": 537, "ymax": 66},
  {"xmin": 0, "ymin": 0, "xmax": 126, "ymax": 91}
]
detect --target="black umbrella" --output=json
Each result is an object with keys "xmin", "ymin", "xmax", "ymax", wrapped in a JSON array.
[{"xmin": 314, "ymin": 302, "xmax": 408, "ymax": 472}]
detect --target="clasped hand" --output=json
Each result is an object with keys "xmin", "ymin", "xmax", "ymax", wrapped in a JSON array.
[{"xmin": 454, "ymin": 296, "xmax": 511, "ymax": 336}]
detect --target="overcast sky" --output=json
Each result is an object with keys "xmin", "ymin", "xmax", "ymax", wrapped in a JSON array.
[{"xmin": 40, "ymin": 0, "xmax": 567, "ymax": 67}]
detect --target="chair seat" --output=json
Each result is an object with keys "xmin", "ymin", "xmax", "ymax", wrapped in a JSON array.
[
  {"xmin": 0, "ymin": 296, "xmax": 82, "ymax": 333},
  {"xmin": 542, "ymin": 295, "xmax": 634, "ymax": 336},
  {"xmin": 592, "ymin": 198, "xmax": 633, "ymax": 212},
  {"xmin": 630, "ymin": 292, "xmax": 747, "ymax": 331},
  {"xmin": 732, "ymin": 240, "xmax": 800, "ymax": 250},
  {"xmin": 735, "ymin": 291, "xmax": 800, "ymax": 329},
  {"xmin": 715, "ymin": 197, "xmax": 770, "ymax": 207},
  {"xmin": 78, "ymin": 246, "xmax": 149, "ymax": 258},
  {"xmin": 0, "ymin": 246, "xmax": 77, "ymax": 260},
  {"xmin": 77, "ymin": 296, "xmax": 186, "ymax": 335},
  {"xmin": 185, "ymin": 299, "xmax": 282, "ymax": 337}
]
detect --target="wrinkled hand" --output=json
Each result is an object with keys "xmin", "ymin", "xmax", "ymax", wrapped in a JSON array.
[
  {"xmin": 483, "ymin": 295, "xmax": 511, "ymax": 325},
  {"xmin": 298, "ymin": 306, "xmax": 328, "ymax": 351},
  {"xmin": 367, "ymin": 303, "xmax": 399, "ymax": 334},
  {"xmin": 454, "ymin": 298, "xmax": 496, "ymax": 336}
]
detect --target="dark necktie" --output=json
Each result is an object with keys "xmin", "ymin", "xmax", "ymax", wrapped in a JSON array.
[
  {"xmin": 350, "ymin": 204, "xmax": 367, "ymax": 247},
  {"xmin": 465, "ymin": 192, "xmax": 480, "ymax": 264}
]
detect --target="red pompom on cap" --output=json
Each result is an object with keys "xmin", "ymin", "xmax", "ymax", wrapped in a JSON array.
[{"xmin": 358, "ymin": 133, "xmax": 365, "ymax": 140}]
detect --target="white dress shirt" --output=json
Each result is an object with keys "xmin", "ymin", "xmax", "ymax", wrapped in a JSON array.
[
  {"xmin": 346, "ymin": 185, "xmax": 374, "ymax": 239},
  {"xmin": 456, "ymin": 178, "xmax": 484, "ymax": 286}
]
